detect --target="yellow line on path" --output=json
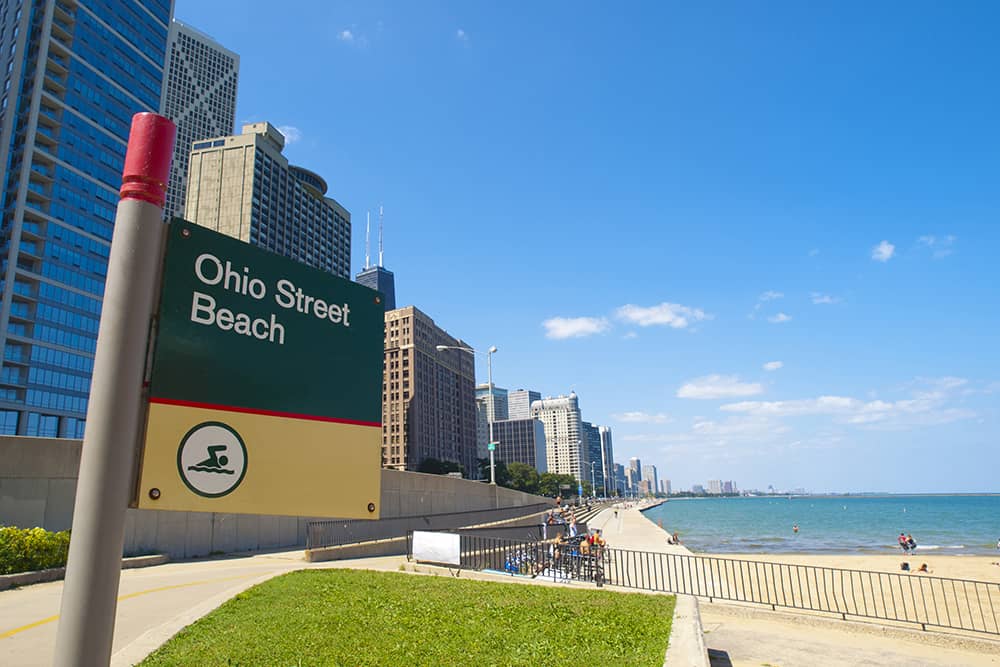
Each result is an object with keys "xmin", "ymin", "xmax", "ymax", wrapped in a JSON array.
[{"xmin": 0, "ymin": 573, "xmax": 259, "ymax": 640}]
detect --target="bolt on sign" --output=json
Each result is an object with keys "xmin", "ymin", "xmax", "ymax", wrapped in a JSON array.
[{"xmin": 134, "ymin": 220, "xmax": 384, "ymax": 518}]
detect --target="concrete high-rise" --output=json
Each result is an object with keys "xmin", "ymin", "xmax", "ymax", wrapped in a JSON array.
[
  {"xmin": 598, "ymin": 426, "xmax": 614, "ymax": 496},
  {"xmin": 531, "ymin": 392, "xmax": 585, "ymax": 480},
  {"xmin": 381, "ymin": 306, "xmax": 476, "ymax": 475},
  {"xmin": 0, "ymin": 0, "xmax": 173, "ymax": 437},
  {"xmin": 475, "ymin": 383, "xmax": 507, "ymax": 461},
  {"xmin": 185, "ymin": 122, "xmax": 351, "ymax": 277},
  {"xmin": 628, "ymin": 457, "xmax": 642, "ymax": 493},
  {"xmin": 507, "ymin": 389, "xmax": 540, "ymax": 420},
  {"xmin": 160, "ymin": 20, "xmax": 238, "ymax": 220},
  {"xmin": 491, "ymin": 417, "xmax": 546, "ymax": 472},
  {"xmin": 642, "ymin": 464, "xmax": 658, "ymax": 497}
]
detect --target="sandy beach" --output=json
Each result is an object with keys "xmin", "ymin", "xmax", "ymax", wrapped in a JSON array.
[{"xmin": 700, "ymin": 551, "xmax": 1000, "ymax": 584}]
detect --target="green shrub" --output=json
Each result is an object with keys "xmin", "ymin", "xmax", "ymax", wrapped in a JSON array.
[{"xmin": 0, "ymin": 526, "xmax": 71, "ymax": 575}]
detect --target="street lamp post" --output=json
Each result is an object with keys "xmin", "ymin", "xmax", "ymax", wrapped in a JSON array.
[
  {"xmin": 589, "ymin": 461, "xmax": 597, "ymax": 499},
  {"xmin": 436, "ymin": 343, "xmax": 499, "ymax": 484}
]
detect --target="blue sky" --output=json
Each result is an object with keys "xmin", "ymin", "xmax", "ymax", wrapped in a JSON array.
[{"xmin": 175, "ymin": 1, "xmax": 999, "ymax": 493}]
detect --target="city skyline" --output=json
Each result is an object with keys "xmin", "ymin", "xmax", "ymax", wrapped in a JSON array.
[{"xmin": 72, "ymin": 1, "xmax": 1000, "ymax": 492}]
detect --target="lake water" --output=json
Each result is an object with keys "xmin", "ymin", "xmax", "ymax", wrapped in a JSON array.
[{"xmin": 642, "ymin": 495, "xmax": 1000, "ymax": 555}]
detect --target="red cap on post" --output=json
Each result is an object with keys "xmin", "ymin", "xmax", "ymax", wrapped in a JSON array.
[{"xmin": 119, "ymin": 112, "xmax": 176, "ymax": 208}]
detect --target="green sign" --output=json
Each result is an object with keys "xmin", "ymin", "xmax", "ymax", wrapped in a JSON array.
[
  {"xmin": 487, "ymin": 443, "xmax": 496, "ymax": 452},
  {"xmin": 136, "ymin": 220, "xmax": 385, "ymax": 518}
]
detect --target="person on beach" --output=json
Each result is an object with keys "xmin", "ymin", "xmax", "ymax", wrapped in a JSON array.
[
  {"xmin": 916, "ymin": 563, "xmax": 930, "ymax": 573},
  {"xmin": 906, "ymin": 534, "xmax": 917, "ymax": 551},
  {"xmin": 898, "ymin": 533, "xmax": 910, "ymax": 553}
]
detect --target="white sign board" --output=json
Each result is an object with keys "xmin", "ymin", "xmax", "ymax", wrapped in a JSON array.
[{"xmin": 412, "ymin": 531, "xmax": 461, "ymax": 566}]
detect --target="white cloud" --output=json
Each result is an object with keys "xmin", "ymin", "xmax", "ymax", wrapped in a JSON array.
[
  {"xmin": 763, "ymin": 361, "xmax": 783, "ymax": 371},
  {"xmin": 768, "ymin": 312, "xmax": 792, "ymax": 324},
  {"xmin": 918, "ymin": 235, "xmax": 956, "ymax": 258},
  {"xmin": 337, "ymin": 29, "xmax": 354, "ymax": 42},
  {"xmin": 456, "ymin": 28, "xmax": 468, "ymax": 42},
  {"xmin": 810, "ymin": 292, "xmax": 840, "ymax": 305},
  {"xmin": 613, "ymin": 411, "xmax": 673, "ymax": 424},
  {"xmin": 872, "ymin": 240, "xmax": 895, "ymax": 262},
  {"xmin": 720, "ymin": 386, "xmax": 975, "ymax": 429},
  {"xmin": 750, "ymin": 291, "xmax": 783, "ymax": 319},
  {"xmin": 623, "ymin": 331, "xmax": 638, "ymax": 340},
  {"xmin": 277, "ymin": 125, "xmax": 302, "ymax": 144},
  {"xmin": 542, "ymin": 316, "xmax": 610, "ymax": 340},
  {"xmin": 677, "ymin": 375, "xmax": 764, "ymax": 400},
  {"xmin": 616, "ymin": 302, "xmax": 710, "ymax": 329}
]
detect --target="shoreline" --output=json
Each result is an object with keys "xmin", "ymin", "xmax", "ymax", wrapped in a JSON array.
[{"xmin": 634, "ymin": 502, "xmax": 1000, "ymax": 582}]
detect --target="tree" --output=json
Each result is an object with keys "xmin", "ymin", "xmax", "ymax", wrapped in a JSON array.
[
  {"xmin": 417, "ymin": 457, "xmax": 464, "ymax": 476},
  {"xmin": 506, "ymin": 462, "xmax": 540, "ymax": 494},
  {"xmin": 477, "ymin": 458, "xmax": 510, "ymax": 486},
  {"xmin": 538, "ymin": 472, "xmax": 578, "ymax": 498}
]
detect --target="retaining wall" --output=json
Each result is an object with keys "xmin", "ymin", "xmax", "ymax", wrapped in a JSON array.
[{"xmin": 0, "ymin": 436, "xmax": 551, "ymax": 558}]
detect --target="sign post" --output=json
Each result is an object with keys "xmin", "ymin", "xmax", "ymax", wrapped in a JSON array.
[{"xmin": 54, "ymin": 113, "xmax": 177, "ymax": 667}]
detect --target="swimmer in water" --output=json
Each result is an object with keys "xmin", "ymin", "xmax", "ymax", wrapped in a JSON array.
[{"xmin": 792, "ymin": 524, "xmax": 799, "ymax": 534}]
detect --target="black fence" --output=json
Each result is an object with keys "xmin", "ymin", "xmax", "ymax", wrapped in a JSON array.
[
  {"xmin": 305, "ymin": 503, "xmax": 552, "ymax": 550},
  {"xmin": 412, "ymin": 533, "xmax": 1000, "ymax": 637}
]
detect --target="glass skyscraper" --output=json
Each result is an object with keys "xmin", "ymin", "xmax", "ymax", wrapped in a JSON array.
[{"xmin": 0, "ymin": 0, "xmax": 173, "ymax": 437}]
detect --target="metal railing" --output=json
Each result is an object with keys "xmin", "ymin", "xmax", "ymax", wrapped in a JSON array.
[
  {"xmin": 306, "ymin": 503, "xmax": 552, "ymax": 549},
  {"xmin": 424, "ymin": 534, "xmax": 1000, "ymax": 636}
]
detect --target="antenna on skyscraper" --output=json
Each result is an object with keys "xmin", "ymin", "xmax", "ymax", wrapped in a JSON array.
[
  {"xmin": 378, "ymin": 204, "xmax": 384, "ymax": 267},
  {"xmin": 364, "ymin": 211, "xmax": 371, "ymax": 270}
]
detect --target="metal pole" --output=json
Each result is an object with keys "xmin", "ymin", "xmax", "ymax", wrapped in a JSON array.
[
  {"xmin": 591, "ymin": 462, "xmax": 596, "ymax": 498},
  {"xmin": 53, "ymin": 113, "xmax": 175, "ymax": 667},
  {"xmin": 487, "ymin": 348, "xmax": 494, "ymax": 485}
]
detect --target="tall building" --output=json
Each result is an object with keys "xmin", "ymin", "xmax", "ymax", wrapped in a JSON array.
[
  {"xmin": 159, "ymin": 20, "xmax": 238, "ymax": 220},
  {"xmin": 475, "ymin": 383, "xmax": 507, "ymax": 461},
  {"xmin": 531, "ymin": 392, "xmax": 585, "ymax": 480},
  {"xmin": 507, "ymin": 388, "xmax": 540, "ymax": 420},
  {"xmin": 628, "ymin": 457, "xmax": 642, "ymax": 493},
  {"xmin": 381, "ymin": 306, "xmax": 476, "ymax": 475},
  {"xmin": 185, "ymin": 122, "xmax": 351, "ymax": 277},
  {"xmin": 642, "ymin": 464, "xmax": 658, "ymax": 497},
  {"xmin": 581, "ymin": 421, "xmax": 603, "ymax": 493},
  {"xmin": 491, "ymin": 417, "xmax": 546, "ymax": 472},
  {"xmin": 662, "ymin": 479, "xmax": 672, "ymax": 495},
  {"xmin": 613, "ymin": 463, "xmax": 626, "ymax": 496},
  {"xmin": 708, "ymin": 479, "xmax": 723, "ymax": 495},
  {"xmin": 723, "ymin": 480, "xmax": 735, "ymax": 494},
  {"xmin": 637, "ymin": 479, "xmax": 653, "ymax": 496},
  {"xmin": 0, "ymin": 0, "xmax": 173, "ymax": 437},
  {"xmin": 598, "ymin": 426, "xmax": 613, "ymax": 496},
  {"xmin": 354, "ymin": 207, "xmax": 395, "ymax": 310}
]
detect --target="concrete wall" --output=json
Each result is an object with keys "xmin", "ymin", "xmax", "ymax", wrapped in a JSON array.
[{"xmin": 0, "ymin": 437, "xmax": 551, "ymax": 559}]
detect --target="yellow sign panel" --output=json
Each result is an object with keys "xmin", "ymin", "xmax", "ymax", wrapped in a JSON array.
[{"xmin": 136, "ymin": 402, "xmax": 381, "ymax": 518}]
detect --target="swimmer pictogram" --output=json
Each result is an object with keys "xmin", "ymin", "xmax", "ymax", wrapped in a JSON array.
[
  {"xmin": 177, "ymin": 422, "xmax": 247, "ymax": 497},
  {"xmin": 187, "ymin": 445, "xmax": 234, "ymax": 474}
]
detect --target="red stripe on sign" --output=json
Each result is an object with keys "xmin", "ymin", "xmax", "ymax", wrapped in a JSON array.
[{"xmin": 148, "ymin": 397, "xmax": 382, "ymax": 428}]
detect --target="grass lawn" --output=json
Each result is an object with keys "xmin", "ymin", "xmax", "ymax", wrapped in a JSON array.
[{"xmin": 141, "ymin": 568, "xmax": 675, "ymax": 666}]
